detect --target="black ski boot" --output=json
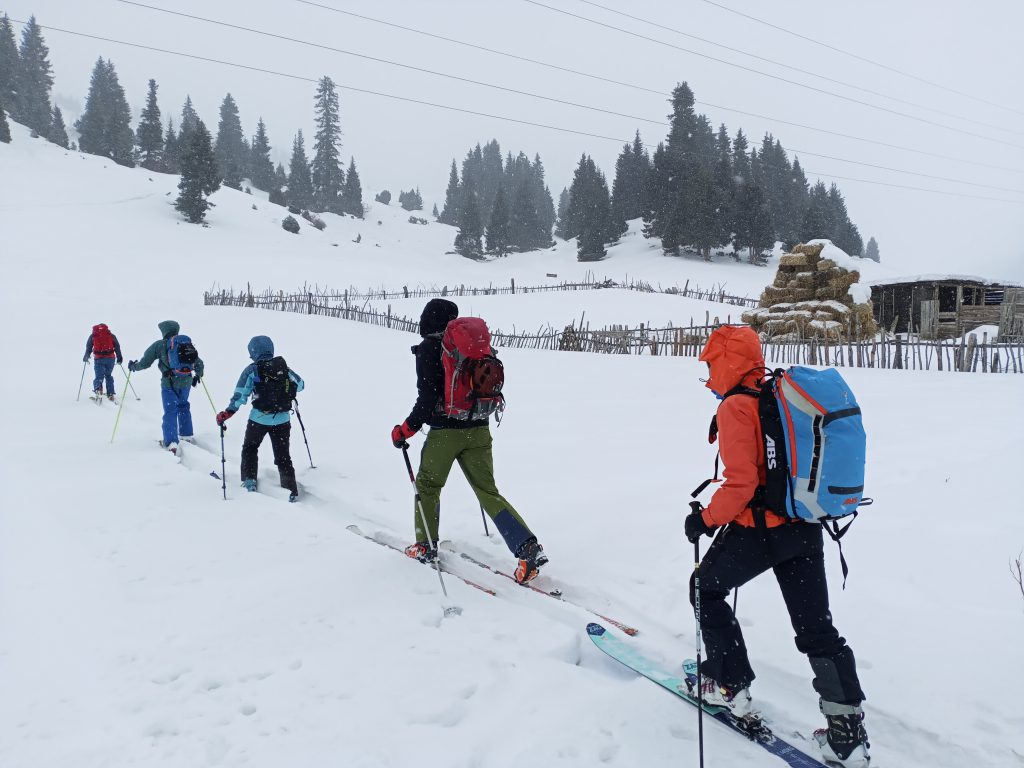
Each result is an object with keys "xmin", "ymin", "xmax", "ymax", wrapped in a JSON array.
[{"xmin": 814, "ymin": 701, "xmax": 870, "ymax": 767}]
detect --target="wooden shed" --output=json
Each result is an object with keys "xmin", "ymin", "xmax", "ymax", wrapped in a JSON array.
[{"xmin": 869, "ymin": 276, "xmax": 1023, "ymax": 341}]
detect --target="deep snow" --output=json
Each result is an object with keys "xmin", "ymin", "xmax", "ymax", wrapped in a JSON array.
[{"xmin": 2, "ymin": 125, "xmax": 1023, "ymax": 768}]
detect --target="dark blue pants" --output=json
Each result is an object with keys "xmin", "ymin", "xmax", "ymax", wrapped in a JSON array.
[
  {"xmin": 689, "ymin": 523, "xmax": 865, "ymax": 706},
  {"xmin": 92, "ymin": 357, "xmax": 116, "ymax": 395},
  {"xmin": 160, "ymin": 385, "xmax": 193, "ymax": 446}
]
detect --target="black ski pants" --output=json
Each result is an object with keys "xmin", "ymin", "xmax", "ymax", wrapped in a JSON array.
[
  {"xmin": 241, "ymin": 420, "xmax": 297, "ymax": 494},
  {"xmin": 689, "ymin": 522, "xmax": 865, "ymax": 706}
]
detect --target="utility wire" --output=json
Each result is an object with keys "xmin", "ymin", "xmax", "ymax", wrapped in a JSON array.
[
  {"xmin": 522, "ymin": 0, "xmax": 1024, "ymax": 151},
  {"xmin": 575, "ymin": 0, "xmax": 1023, "ymax": 137},
  {"xmin": 296, "ymin": 0, "xmax": 1024, "ymax": 177},
  {"xmin": 696, "ymin": 0, "xmax": 1024, "ymax": 118},
  {"xmin": 116, "ymin": 1, "xmax": 665, "ymax": 129},
  {"xmin": 9, "ymin": 18, "xmax": 1023, "ymax": 206},
  {"xmin": 7, "ymin": 19, "xmax": 629, "ymax": 143}
]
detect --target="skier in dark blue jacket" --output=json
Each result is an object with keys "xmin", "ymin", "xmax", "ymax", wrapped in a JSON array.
[{"xmin": 216, "ymin": 336, "xmax": 304, "ymax": 501}]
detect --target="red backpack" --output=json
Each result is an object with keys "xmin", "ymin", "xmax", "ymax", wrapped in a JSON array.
[
  {"xmin": 92, "ymin": 324, "xmax": 116, "ymax": 358},
  {"xmin": 440, "ymin": 317, "xmax": 505, "ymax": 421}
]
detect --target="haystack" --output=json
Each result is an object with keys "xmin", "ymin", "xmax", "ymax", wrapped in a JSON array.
[{"xmin": 743, "ymin": 242, "xmax": 878, "ymax": 341}]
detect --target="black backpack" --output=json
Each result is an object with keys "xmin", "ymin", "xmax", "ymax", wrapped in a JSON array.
[{"xmin": 252, "ymin": 356, "xmax": 293, "ymax": 413}]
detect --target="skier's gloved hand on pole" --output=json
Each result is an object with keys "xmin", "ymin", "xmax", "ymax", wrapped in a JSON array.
[
  {"xmin": 216, "ymin": 409, "xmax": 234, "ymax": 427},
  {"xmin": 127, "ymin": 360, "xmax": 138, "ymax": 372},
  {"xmin": 83, "ymin": 354, "xmax": 90, "ymax": 363},
  {"xmin": 685, "ymin": 501, "xmax": 716, "ymax": 544},
  {"xmin": 192, "ymin": 374, "xmax": 201, "ymax": 388},
  {"xmin": 391, "ymin": 421, "xmax": 417, "ymax": 448},
  {"xmin": 116, "ymin": 354, "xmax": 123, "ymax": 365}
]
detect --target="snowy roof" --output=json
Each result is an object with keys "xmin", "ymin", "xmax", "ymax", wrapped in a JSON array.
[{"xmin": 866, "ymin": 274, "xmax": 1023, "ymax": 288}]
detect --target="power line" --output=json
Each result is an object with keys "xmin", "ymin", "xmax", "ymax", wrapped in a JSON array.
[
  {"xmin": 115, "ymin": 1, "xmax": 666, "ymax": 128},
  {"xmin": 574, "ymin": 0, "xmax": 1023, "ymax": 137},
  {"xmin": 295, "ymin": 0, "xmax": 1024, "ymax": 177},
  {"xmin": 121, "ymin": 1, "xmax": 1024, "ymax": 193},
  {"xmin": 522, "ymin": 0, "xmax": 1024, "ymax": 151},
  {"xmin": 696, "ymin": 0, "xmax": 1024, "ymax": 118},
  {"xmin": 7, "ymin": 19, "xmax": 630, "ymax": 143},
  {"xmin": 9, "ymin": 18, "xmax": 1024, "ymax": 206}
]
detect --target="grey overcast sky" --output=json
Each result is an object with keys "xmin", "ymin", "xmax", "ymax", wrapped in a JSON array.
[{"xmin": 6, "ymin": 0, "xmax": 1024, "ymax": 279}]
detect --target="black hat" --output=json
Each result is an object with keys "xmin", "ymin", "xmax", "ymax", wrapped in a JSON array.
[{"xmin": 419, "ymin": 298, "xmax": 459, "ymax": 337}]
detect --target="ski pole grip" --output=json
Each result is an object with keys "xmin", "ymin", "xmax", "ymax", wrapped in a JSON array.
[{"xmin": 689, "ymin": 500, "xmax": 704, "ymax": 515}]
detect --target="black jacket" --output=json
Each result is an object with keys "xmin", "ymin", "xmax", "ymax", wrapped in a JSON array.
[{"xmin": 406, "ymin": 334, "xmax": 485, "ymax": 431}]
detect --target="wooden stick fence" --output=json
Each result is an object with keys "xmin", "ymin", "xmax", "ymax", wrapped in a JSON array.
[{"xmin": 203, "ymin": 288, "xmax": 1023, "ymax": 373}]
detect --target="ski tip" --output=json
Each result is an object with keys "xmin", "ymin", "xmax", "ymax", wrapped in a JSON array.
[
  {"xmin": 209, "ymin": 471, "xmax": 220, "ymax": 479},
  {"xmin": 586, "ymin": 622, "xmax": 606, "ymax": 637}
]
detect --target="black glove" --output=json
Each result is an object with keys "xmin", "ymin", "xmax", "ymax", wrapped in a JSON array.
[
  {"xmin": 192, "ymin": 374, "xmax": 201, "ymax": 388},
  {"xmin": 117, "ymin": 358, "xmax": 123, "ymax": 365},
  {"xmin": 83, "ymin": 355, "xmax": 90, "ymax": 363},
  {"xmin": 685, "ymin": 501, "xmax": 715, "ymax": 544},
  {"xmin": 128, "ymin": 360, "xmax": 138, "ymax": 372}
]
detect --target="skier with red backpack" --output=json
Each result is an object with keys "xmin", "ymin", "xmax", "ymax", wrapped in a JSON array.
[
  {"xmin": 684, "ymin": 325, "xmax": 870, "ymax": 767},
  {"xmin": 127, "ymin": 321, "xmax": 204, "ymax": 454},
  {"xmin": 83, "ymin": 323, "xmax": 123, "ymax": 401},
  {"xmin": 391, "ymin": 298, "xmax": 548, "ymax": 584}
]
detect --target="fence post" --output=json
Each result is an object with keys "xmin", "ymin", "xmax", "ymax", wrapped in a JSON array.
[
  {"xmin": 511, "ymin": 277, "xmax": 516, "ymax": 295},
  {"xmin": 307, "ymin": 291, "xmax": 313, "ymax": 315}
]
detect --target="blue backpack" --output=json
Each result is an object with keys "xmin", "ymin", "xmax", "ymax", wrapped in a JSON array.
[{"xmin": 166, "ymin": 334, "xmax": 199, "ymax": 375}]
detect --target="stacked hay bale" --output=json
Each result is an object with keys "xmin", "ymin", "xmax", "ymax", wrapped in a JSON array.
[{"xmin": 742, "ymin": 243, "xmax": 878, "ymax": 341}]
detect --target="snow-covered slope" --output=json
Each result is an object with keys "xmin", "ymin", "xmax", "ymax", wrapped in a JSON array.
[{"xmin": 1, "ymin": 126, "xmax": 1022, "ymax": 768}]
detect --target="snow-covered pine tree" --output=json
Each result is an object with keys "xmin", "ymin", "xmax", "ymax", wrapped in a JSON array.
[
  {"xmin": 555, "ymin": 187, "xmax": 571, "ymax": 239},
  {"xmin": 176, "ymin": 96, "xmax": 199, "ymax": 164},
  {"xmin": 399, "ymin": 188, "xmax": 423, "ymax": 211},
  {"xmin": 438, "ymin": 160, "xmax": 461, "ymax": 225},
  {"xmin": 732, "ymin": 183, "xmax": 774, "ymax": 264},
  {"xmin": 431, "ymin": 203, "xmax": 439, "ymax": 219},
  {"xmin": 214, "ymin": 93, "xmax": 246, "ymax": 189},
  {"xmin": 569, "ymin": 154, "xmax": 614, "ymax": 262},
  {"xmin": 249, "ymin": 117, "xmax": 275, "ymax": 191},
  {"xmin": 274, "ymin": 162, "xmax": 288, "ymax": 189},
  {"xmin": 0, "ymin": 99, "xmax": 11, "ymax": 143},
  {"xmin": 453, "ymin": 175, "xmax": 483, "ymax": 259},
  {"xmin": 341, "ymin": 157, "xmax": 363, "ymax": 217},
  {"xmin": 711, "ymin": 124, "xmax": 734, "ymax": 253},
  {"xmin": 75, "ymin": 58, "xmax": 134, "ymax": 166},
  {"xmin": 137, "ymin": 79, "xmax": 163, "ymax": 171},
  {"xmin": 800, "ymin": 181, "xmax": 831, "ymax": 242},
  {"xmin": 485, "ymin": 184, "xmax": 511, "ymax": 257},
  {"xmin": 13, "ymin": 16, "xmax": 53, "ymax": 135},
  {"xmin": 287, "ymin": 130, "xmax": 314, "ymax": 210},
  {"xmin": 48, "ymin": 105, "xmax": 68, "ymax": 148},
  {"xmin": 865, "ymin": 236, "xmax": 880, "ymax": 262},
  {"xmin": 162, "ymin": 118, "xmax": 178, "ymax": 173},
  {"xmin": 732, "ymin": 128, "xmax": 750, "ymax": 186},
  {"xmin": 0, "ymin": 15, "xmax": 19, "ymax": 110},
  {"xmin": 311, "ymin": 76, "xmax": 344, "ymax": 213},
  {"xmin": 175, "ymin": 119, "xmax": 220, "ymax": 223},
  {"xmin": 479, "ymin": 139, "xmax": 503, "ymax": 226}
]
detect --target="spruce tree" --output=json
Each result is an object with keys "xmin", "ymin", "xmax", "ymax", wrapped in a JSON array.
[
  {"xmin": 865, "ymin": 236, "xmax": 880, "ymax": 262},
  {"xmin": 311, "ymin": 75, "xmax": 344, "ymax": 213},
  {"xmin": 432, "ymin": 203, "xmax": 439, "ymax": 219},
  {"xmin": 287, "ymin": 130, "xmax": 314, "ymax": 210},
  {"xmin": 610, "ymin": 131, "xmax": 649, "ymax": 228},
  {"xmin": 75, "ymin": 58, "xmax": 134, "ymax": 166},
  {"xmin": 0, "ymin": 100, "xmax": 11, "ymax": 143},
  {"xmin": 14, "ymin": 16, "xmax": 53, "ymax": 135},
  {"xmin": 249, "ymin": 117, "xmax": 275, "ymax": 191},
  {"xmin": 137, "ymin": 79, "xmax": 163, "ymax": 171},
  {"xmin": 172, "ymin": 97, "xmax": 199, "ymax": 172},
  {"xmin": 215, "ymin": 93, "xmax": 246, "ymax": 189},
  {"xmin": 568, "ymin": 155, "xmax": 614, "ymax": 262},
  {"xmin": 531, "ymin": 154, "xmax": 556, "ymax": 246},
  {"xmin": 162, "ymin": 118, "xmax": 178, "ymax": 173},
  {"xmin": 555, "ymin": 187, "xmax": 571, "ymax": 239},
  {"xmin": 479, "ymin": 140, "xmax": 504, "ymax": 224},
  {"xmin": 800, "ymin": 181, "xmax": 831, "ymax": 241},
  {"xmin": 732, "ymin": 128, "xmax": 750, "ymax": 186},
  {"xmin": 341, "ymin": 157, "xmax": 363, "ymax": 217},
  {"xmin": 712, "ymin": 124, "xmax": 734, "ymax": 253},
  {"xmin": 454, "ymin": 175, "xmax": 483, "ymax": 259},
  {"xmin": 48, "ymin": 105, "xmax": 68, "ymax": 148},
  {"xmin": 486, "ymin": 185, "xmax": 511, "ymax": 257},
  {"xmin": 684, "ymin": 164, "xmax": 723, "ymax": 260},
  {"xmin": 0, "ymin": 15, "xmax": 19, "ymax": 110},
  {"xmin": 439, "ymin": 160, "xmax": 460, "ymax": 225},
  {"xmin": 175, "ymin": 120, "xmax": 220, "ymax": 223},
  {"xmin": 733, "ymin": 183, "xmax": 774, "ymax": 264}
]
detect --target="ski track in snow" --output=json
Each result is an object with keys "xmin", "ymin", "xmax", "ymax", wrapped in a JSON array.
[{"xmin": 1, "ymin": 124, "xmax": 1023, "ymax": 768}]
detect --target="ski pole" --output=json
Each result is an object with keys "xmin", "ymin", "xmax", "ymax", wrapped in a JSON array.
[
  {"xmin": 199, "ymin": 378, "xmax": 218, "ymax": 416},
  {"xmin": 691, "ymin": 502, "xmax": 705, "ymax": 768},
  {"xmin": 401, "ymin": 443, "xmax": 460, "ymax": 617},
  {"xmin": 110, "ymin": 369, "xmax": 132, "ymax": 443},
  {"xmin": 219, "ymin": 424, "xmax": 227, "ymax": 501},
  {"xmin": 293, "ymin": 400, "xmax": 316, "ymax": 468},
  {"xmin": 479, "ymin": 504, "xmax": 491, "ymax": 536},
  {"xmin": 119, "ymin": 363, "xmax": 141, "ymax": 400},
  {"xmin": 77, "ymin": 359, "xmax": 88, "ymax": 401}
]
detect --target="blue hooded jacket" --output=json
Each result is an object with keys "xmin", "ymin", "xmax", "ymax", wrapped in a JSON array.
[{"xmin": 225, "ymin": 335, "xmax": 304, "ymax": 426}]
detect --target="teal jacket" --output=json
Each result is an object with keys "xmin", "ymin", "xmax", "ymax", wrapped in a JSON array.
[
  {"xmin": 225, "ymin": 335, "xmax": 304, "ymax": 426},
  {"xmin": 133, "ymin": 320, "xmax": 205, "ymax": 389}
]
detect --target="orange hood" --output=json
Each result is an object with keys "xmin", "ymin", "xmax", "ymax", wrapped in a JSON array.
[{"xmin": 699, "ymin": 326, "xmax": 765, "ymax": 396}]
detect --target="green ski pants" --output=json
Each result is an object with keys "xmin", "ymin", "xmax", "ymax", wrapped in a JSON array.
[{"xmin": 414, "ymin": 425, "xmax": 535, "ymax": 556}]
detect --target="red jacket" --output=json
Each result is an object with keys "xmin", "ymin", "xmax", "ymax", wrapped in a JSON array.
[{"xmin": 698, "ymin": 326, "xmax": 785, "ymax": 529}]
